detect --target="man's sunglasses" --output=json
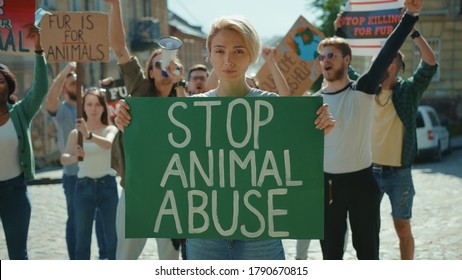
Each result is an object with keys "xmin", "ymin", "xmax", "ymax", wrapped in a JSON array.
[{"xmin": 317, "ymin": 52, "xmax": 343, "ymax": 61}]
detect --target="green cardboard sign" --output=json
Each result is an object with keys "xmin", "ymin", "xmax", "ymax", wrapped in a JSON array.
[{"xmin": 125, "ymin": 96, "xmax": 324, "ymax": 239}]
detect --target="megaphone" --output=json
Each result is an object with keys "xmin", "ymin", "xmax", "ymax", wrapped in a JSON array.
[{"xmin": 158, "ymin": 36, "xmax": 183, "ymax": 76}]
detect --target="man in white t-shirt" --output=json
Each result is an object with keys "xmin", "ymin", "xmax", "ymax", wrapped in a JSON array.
[{"xmin": 315, "ymin": 1, "xmax": 424, "ymax": 259}]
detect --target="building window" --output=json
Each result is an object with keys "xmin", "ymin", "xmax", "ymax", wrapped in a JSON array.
[
  {"xmin": 41, "ymin": 0, "xmax": 56, "ymax": 10},
  {"xmin": 95, "ymin": 0, "xmax": 104, "ymax": 11},
  {"xmin": 143, "ymin": 0, "xmax": 152, "ymax": 17},
  {"xmin": 71, "ymin": 0, "xmax": 82, "ymax": 11},
  {"xmin": 413, "ymin": 38, "xmax": 441, "ymax": 82},
  {"xmin": 83, "ymin": 0, "xmax": 105, "ymax": 11}
]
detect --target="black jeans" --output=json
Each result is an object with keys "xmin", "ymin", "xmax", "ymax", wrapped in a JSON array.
[{"xmin": 320, "ymin": 166, "xmax": 381, "ymax": 260}]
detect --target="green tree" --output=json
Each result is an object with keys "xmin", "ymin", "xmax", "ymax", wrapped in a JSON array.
[{"xmin": 307, "ymin": 0, "xmax": 347, "ymax": 36}]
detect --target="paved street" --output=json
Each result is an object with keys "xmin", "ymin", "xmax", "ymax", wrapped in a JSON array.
[{"xmin": 1, "ymin": 149, "xmax": 461, "ymax": 260}]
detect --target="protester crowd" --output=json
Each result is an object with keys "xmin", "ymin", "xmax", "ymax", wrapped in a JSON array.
[{"xmin": 0, "ymin": 0, "xmax": 434, "ymax": 260}]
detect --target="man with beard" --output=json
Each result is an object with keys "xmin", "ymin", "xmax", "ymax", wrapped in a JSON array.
[
  {"xmin": 315, "ymin": 0, "xmax": 424, "ymax": 260},
  {"xmin": 46, "ymin": 63, "xmax": 107, "ymax": 260},
  {"xmin": 371, "ymin": 30, "xmax": 437, "ymax": 259},
  {"xmin": 186, "ymin": 64, "xmax": 209, "ymax": 95}
]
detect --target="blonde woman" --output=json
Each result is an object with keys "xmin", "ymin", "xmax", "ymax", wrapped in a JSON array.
[{"xmin": 115, "ymin": 16, "xmax": 335, "ymax": 260}]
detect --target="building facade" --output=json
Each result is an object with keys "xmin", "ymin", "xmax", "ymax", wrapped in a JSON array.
[
  {"xmin": 3, "ymin": 0, "xmax": 461, "ymax": 169},
  {"xmin": 402, "ymin": 0, "xmax": 462, "ymax": 127},
  {"xmin": 2, "ymin": 0, "xmax": 207, "ymax": 168}
]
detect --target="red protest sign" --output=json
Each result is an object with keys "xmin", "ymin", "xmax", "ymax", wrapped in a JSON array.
[{"xmin": 0, "ymin": 0, "xmax": 36, "ymax": 55}]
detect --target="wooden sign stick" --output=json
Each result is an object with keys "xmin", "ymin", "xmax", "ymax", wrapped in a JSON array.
[{"xmin": 76, "ymin": 62, "xmax": 84, "ymax": 161}]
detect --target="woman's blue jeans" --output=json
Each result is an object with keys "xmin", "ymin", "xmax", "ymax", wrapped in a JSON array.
[
  {"xmin": 0, "ymin": 174, "xmax": 31, "ymax": 260},
  {"xmin": 74, "ymin": 175, "xmax": 118, "ymax": 260},
  {"xmin": 62, "ymin": 174, "xmax": 107, "ymax": 260},
  {"xmin": 186, "ymin": 239, "xmax": 285, "ymax": 260}
]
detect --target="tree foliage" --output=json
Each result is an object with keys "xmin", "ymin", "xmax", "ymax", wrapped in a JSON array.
[{"xmin": 307, "ymin": 0, "xmax": 348, "ymax": 37}]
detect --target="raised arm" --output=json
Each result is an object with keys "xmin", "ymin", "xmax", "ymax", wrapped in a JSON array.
[
  {"xmin": 21, "ymin": 24, "xmax": 48, "ymax": 119},
  {"xmin": 46, "ymin": 62, "xmax": 75, "ymax": 114},
  {"xmin": 406, "ymin": 30, "xmax": 438, "ymax": 100},
  {"xmin": 356, "ymin": 0, "xmax": 424, "ymax": 94},
  {"xmin": 411, "ymin": 29, "xmax": 437, "ymax": 66},
  {"xmin": 333, "ymin": 12, "xmax": 347, "ymax": 38},
  {"xmin": 205, "ymin": 68, "xmax": 219, "ymax": 91},
  {"xmin": 262, "ymin": 47, "xmax": 291, "ymax": 96},
  {"xmin": 105, "ymin": 0, "xmax": 131, "ymax": 64}
]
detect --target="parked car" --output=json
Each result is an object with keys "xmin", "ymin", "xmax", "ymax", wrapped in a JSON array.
[{"xmin": 416, "ymin": 105, "xmax": 450, "ymax": 161}]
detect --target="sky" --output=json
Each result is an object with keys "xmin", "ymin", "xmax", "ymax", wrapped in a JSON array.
[{"xmin": 168, "ymin": 0, "xmax": 322, "ymax": 40}]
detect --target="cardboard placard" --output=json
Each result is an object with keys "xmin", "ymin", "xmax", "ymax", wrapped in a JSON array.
[
  {"xmin": 124, "ymin": 97, "xmax": 324, "ymax": 239},
  {"xmin": 0, "ymin": 0, "xmax": 35, "ymax": 55},
  {"xmin": 41, "ymin": 12, "xmax": 110, "ymax": 62},
  {"xmin": 256, "ymin": 16, "xmax": 324, "ymax": 96}
]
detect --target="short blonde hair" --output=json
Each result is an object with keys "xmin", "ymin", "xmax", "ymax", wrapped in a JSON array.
[{"xmin": 206, "ymin": 16, "xmax": 261, "ymax": 64}]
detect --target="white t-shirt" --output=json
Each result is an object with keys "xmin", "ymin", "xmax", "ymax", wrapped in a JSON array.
[
  {"xmin": 322, "ymin": 83, "xmax": 374, "ymax": 174},
  {"xmin": 0, "ymin": 118, "xmax": 22, "ymax": 180},
  {"xmin": 78, "ymin": 126, "xmax": 118, "ymax": 179}
]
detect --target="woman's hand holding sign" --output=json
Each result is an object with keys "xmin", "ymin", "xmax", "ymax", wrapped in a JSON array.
[{"xmin": 114, "ymin": 98, "xmax": 131, "ymax": 132}]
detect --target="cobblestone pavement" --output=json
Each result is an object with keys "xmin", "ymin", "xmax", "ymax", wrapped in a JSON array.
[{"xmin": 1, "ymin": 149, "xmax": 461, "ymax": 260}]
